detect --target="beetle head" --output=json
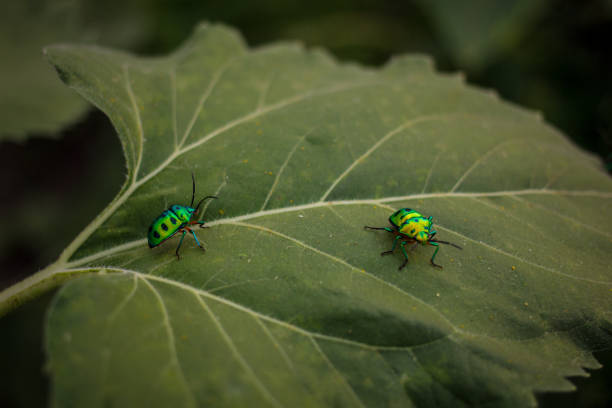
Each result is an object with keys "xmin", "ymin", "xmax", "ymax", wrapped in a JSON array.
[{"xmin": 414, "ymin": 230, "xmax": 429, "ymax": 243}]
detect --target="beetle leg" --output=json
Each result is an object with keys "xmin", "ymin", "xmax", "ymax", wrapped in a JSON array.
[
  {"xmin": 428, "ymin": 242, "xmax": 443, "ymax": 269},
  {"xmin": 175, "ymin": 230, "xmax": 187, "ymax": 260},
  {"xmin": 364, "ymin": 226, "xmax": 394, "ymax": 233},
  {"xmin": 431, "ymin": 239, "xmax": 462, "ymax": 250},
  {"xmin": 381, "ymin": 235, "xmax": 401, "ymax": 256},
  {"xmin": 398, "ymin": 241, "xmax": 410, "ymax": 270},
  {"xmin": 186, "ymin": 227, "xmax": 206, "ymax": 252}
]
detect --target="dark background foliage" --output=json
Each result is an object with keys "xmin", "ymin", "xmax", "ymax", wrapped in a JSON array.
[{"xmin": 1, "ymin": 0, "xmax": 611, "ymax": 407}]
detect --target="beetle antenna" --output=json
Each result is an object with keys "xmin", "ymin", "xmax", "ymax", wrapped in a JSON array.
[
  {"xmin": 190, "ymin": 172, "xmax": 196, "ymax": 207},
  {"xmin": 431, "ymin": 239, "xmax": 462, "ymax": 250},
  {"xmin": 194, "ymin": 196, "xmax": 218, "ymax": 214}
]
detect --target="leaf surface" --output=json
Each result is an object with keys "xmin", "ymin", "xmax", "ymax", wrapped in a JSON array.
[{"xmin": 4, "ymin": 23, "xmax": 612, "ymax": 407}]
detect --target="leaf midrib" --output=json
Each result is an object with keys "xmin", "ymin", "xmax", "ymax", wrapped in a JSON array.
[
  {"xmin": 1, "ymin": 187, "xmax": 609, "ymax": 318},
  {"xmin": 63, "ymin": 188, "xmax": 612, "ymax": 267}
]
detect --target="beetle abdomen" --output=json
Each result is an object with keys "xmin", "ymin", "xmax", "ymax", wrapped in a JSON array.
[
  {"xmin": 389, "ymin": 208, "xmax": 433, "ymax": 242},
  {"xmin": 399, "ymin": 218, "xmax": 431, "ymax": 241},
  {"xmin": 147, "ymin": 210, "xmax": 184, "ymax": 248},
  {"xmin": 389, "ymin": 208, "xmax": 420, "ymax": 228}
]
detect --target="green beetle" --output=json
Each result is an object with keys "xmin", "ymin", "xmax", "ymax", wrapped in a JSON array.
[
  {"xmin": 147, "ymin": 173, "xmax": 217, "ymax": 259},
  {"xmin": 365, "ymin": 208, "xmax": 461, "ymax": 269}
]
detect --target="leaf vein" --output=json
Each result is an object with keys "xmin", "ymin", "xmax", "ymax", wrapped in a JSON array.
[
  {"xmin": 254, "ymin": 317, "xmax": 296, "ymax": 372},
  {"xmin": 320, "ymin": 115, "xmax": 443, "ymax": 201},
  {"xmin": 450, "ymin": 139, "xmax": 518, "ymax": 193},
  {"xmin": 139, "ymin": 277, "xmax": 197, "ymax": 407},
  {"xmin": 123, "ymin": 64, "xmax": 144, "ymax": 182},
  {"xmin": 179, "ymin": 56, "xmax": 239, "ymax": 148},
  {"xmin": 261, "ymin": 127, "xmax": 316, "ymax": 210},
  {"xmin": 309, "ymin": 337, "xmax": 367, "ymax": 408},
  {"xmin": 107, "ymin": 273, "xmax": 139, "ymax": 322},
  {"xmin": 194, "ymin": 293, "xmax": 283, "ymax": 408},
  {"xmin": 421, "ymin": 152, "xmax": 442, "ymax": 193},
  {"xmin": 438, "ymin": 225, "xmax": 612, "ymax": 284},
  {"xmin": 170, "ymin": 69, "xmax": 178, "ymax": 149},
  {"xmin": 229, "ymin": 221, "xmax": 461, "ymax": 334},
  {"xmin": 510, "ymin": 195, "xmax": 612, "ymax": 239}
]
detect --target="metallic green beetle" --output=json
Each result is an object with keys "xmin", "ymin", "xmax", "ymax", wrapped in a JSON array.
[
  {"xmin": 365, "ymin": 208, "xmax": 461, "ymax": 269},
  {"xmin": 147, "ymin": 174, "xmax": 217, "ymax": 259}
]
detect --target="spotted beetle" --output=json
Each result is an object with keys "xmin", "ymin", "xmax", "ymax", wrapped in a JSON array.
[
  {"xmin": 147, "ymin": 173, "xmax": 217, "ymax": 259},
  {"xmin": 365, "ymin": 208, "xmax": 461, "ymax": 269}
]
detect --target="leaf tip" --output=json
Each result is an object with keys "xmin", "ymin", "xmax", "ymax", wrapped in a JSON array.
[
  {"xmin": 49, "ymin": 64, "xmax": 71, "ymax": 86},
  {"xmin": 383, "ymin": 54, "xmax": 435, "ymax": 77},
  {"xmin": 184, "ymin": 21, "xmax": 248, "ymax": 53},
  {"xmin": 454, "ymin": 71, "xmax": 467, "ymax": 83},
  {"xmin": 533, "ymin": 110, "xmax": 544, "ymax": 121}
]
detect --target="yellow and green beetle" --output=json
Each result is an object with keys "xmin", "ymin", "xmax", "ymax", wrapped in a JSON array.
[
  {"xmin": 365, "ymin": 208, "xmax": 461, "ymax": 269},
  {"xmin": 147, "ymin": 173, "xmax": 217, "ymax": 259}
]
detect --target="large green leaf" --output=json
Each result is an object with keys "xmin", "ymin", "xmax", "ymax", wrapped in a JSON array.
[
  {"xmin": 2, "ymin": 23, "xmax": 612, "ymax": 407},
  {"xmin": 416, "ymin": 0, "xmax": 549, "ymax": 70},
  {"xmin": 0, "ymin": 1, "xmax": 88, "ymax": 140},
  {"xmin": 0, "ymin": 0, "xmax": 149, "ymax": 140}
]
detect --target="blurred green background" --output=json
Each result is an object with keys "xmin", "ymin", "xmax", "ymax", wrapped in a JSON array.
[{"xmin": 1, "ymin": 0, "xmax": 611, "ymax": 407}]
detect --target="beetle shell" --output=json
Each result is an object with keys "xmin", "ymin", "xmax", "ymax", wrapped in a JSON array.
[
  {"xmin": 389, "ymin": 208, "xmax": 433, "ymax": 243},
  {"xmin": 147, "ymin": 207, "xmax": 192, "ymax": 248}
]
